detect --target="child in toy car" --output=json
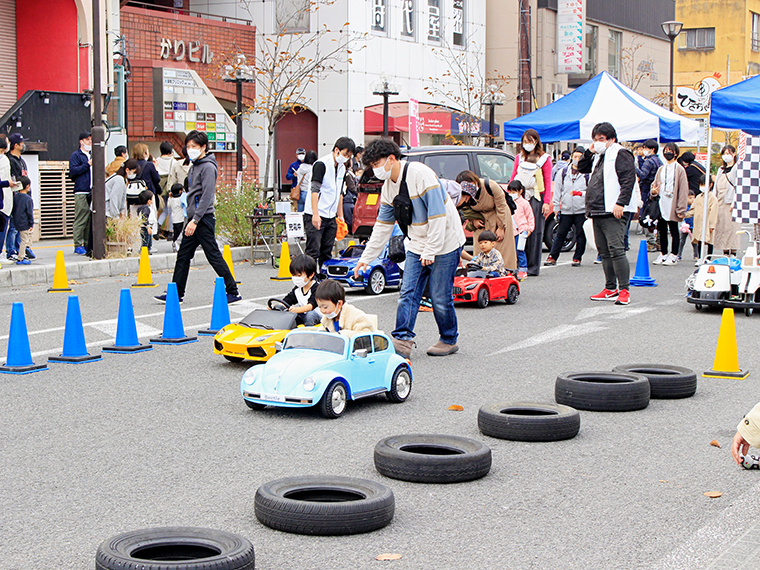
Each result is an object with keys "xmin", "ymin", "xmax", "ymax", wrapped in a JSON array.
[
  {"xmin": 279, "ymin": 254, "xmax": 322, "ymax": 326},
  {"xmin": 316, "ymin": 279, "xmax": 376, "ymax": 338},
  {"xmin": 470, "ymin": 231, "xmax": 508, "ymax": 276}
]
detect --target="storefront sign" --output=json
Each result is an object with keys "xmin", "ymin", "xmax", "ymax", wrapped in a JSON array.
[
  {"xmin": 427, "ymin": 0, "xmax": 441, "ymax": 42},
  {"xmin": 452, "ymin": 0, "xmax": 465, "ymax": 46},
  {"xmin": 409, "ymin": 98, "xmax": 420, "ymax": 146},
  {"xmin": 401, "ymin": 0, "xmax": 415, "ymax": 37},
  {"xmin": 676, "ymin": 76, "xmax": 721, "ymax": 115},
  {"xmin": 160, "ymin": 39, "xmax": 214, "ymax": 64},
  {"xmin": 372, "ymin": 0, "xmax": 387, "ymax": 33},
  {"xmin": 153, "ymin": 68, "xmax": 236, "ymax": 152},
  {"xmin": 557, "ymin": 0, "xmax": 584, "ymax": 74}
]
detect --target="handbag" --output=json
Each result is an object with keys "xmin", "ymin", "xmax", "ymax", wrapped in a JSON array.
[
  {"xmin": 640, "ymin": 196, "xmax": 660, "ymax": 231},
  {"xmin": 388, "ymin": 234, "xmax": 406, "ymax": 263},
  {"xmin": 290, "ymin": 183, "xmax": 301, "ymax": 201},
  {"xmin": 393, "ymin": 163, "xmax": 413, "ymax": 237}
]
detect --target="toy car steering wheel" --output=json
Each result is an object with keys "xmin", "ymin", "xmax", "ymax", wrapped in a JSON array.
[
  {"xmin": 466, "ymin": 263, "xmax": 482, "ymax": 270},
  {"xmin": 267, "ymin": 298, "xmax": 290, "ymax": 312}
]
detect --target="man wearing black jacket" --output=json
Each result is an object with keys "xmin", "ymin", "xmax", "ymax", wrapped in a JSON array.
[
  {"xmin": 69, "ymin": 132, "xmax": 92, "ymax": 255},
  {"xmin": 577, "ymin": 122, "xmax": 637, "ymax": 306}
]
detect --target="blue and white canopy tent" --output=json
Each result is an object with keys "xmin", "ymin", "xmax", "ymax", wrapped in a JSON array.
[{"xmin": 502, "ymin": 71, "xmax": 700, "ymax": 143}]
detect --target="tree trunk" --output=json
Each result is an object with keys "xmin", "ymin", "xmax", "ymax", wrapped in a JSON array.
[{"xmin": 263, "ymin": 127, "xmax": 276, "ymax": 189}]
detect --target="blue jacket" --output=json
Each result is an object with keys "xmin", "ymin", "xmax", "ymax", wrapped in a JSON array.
[
  {"xmin": 635, "ymin": 154, "xmax": 662, "ymax": 197},
  {"xmin": 12, "ymin": 192, "xmax": 34, "ymax": 231},
  {"xmin": 286, "ymin": 159, "xmax": 302, "ymax": 182},
  {"xmin": 69, "ymin": 149, "xmax": 91, "ymax": 194}
]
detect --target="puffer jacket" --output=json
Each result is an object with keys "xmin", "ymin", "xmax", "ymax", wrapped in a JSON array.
[{"xmin": 553, "ymin": 165, "xmax": 588, "ymax": 215}]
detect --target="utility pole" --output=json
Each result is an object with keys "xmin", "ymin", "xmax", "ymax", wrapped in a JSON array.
[
  {"xmin": 91, "ymin": 0, "xmax": 106, "ymax": 260},
  {"xmin": 518, "ymin": 0, "xmax": 532, "ymax": 117}
]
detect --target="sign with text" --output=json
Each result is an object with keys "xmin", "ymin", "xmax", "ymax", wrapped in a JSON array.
[
  {"xmin": 285, "ymin": 213, "xmax": 305, "ymax": 239},
  {"xmin": 409, "ymin": 98, "xmax": 420, "ymax": 147},
  {"xmin": 557, "ymin": 0, "xmax": 584, "ymax": 74}
]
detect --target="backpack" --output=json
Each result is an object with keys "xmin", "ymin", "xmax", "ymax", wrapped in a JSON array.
[{"xmin": 126, "ymin": 179, "xmax": 148, "ymax": 206}]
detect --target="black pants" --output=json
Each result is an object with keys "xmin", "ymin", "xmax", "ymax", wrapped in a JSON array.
[
  {"xmin": 694, "ymin": 241, "xmax": 714, "ymax": 256},
  {"xmin": 549, "ymin": 213, "xmax": 587, "ymax": 261},
  {"xmin": 173, "ymin": 222, "xmax": 184, "ymax": 243},
  {"xmin": 658, "ymin": 218, "xmax": 680, "ymax": 255},
  {"xmin": 525, "ymin": 196, "xmax": 544, "ymax": 276},
  {"xmin": 172, "ymin": 214, "xmax": 237, "ymax": 299},
  {"xmin": 304, "ymin": 214, "xmax": 337, "ymax": 270}
]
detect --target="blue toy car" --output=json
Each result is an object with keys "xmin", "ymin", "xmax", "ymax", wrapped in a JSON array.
[{"xmin": 240, "ymin": 329, "xmax": 412, "ymax": 418}]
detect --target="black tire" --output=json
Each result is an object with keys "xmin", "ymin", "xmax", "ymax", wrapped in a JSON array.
[
  {"xmin": 374, "ymin": 434, "xmax": 491, "ymax": 483},
  {"xmin": 746, "ymin": 307, "xmax": 754, "ymax": 317},
  {"xmin": 319, "ymin": 380, "xmax": 348, "ymax": 419},
  {"xmin": 694, "ymin": 303, "xmax": 703, "ymax": 311},
  {"xmin": 96, "ymin": 527, "xmax": 254, "ymax": 570},
  {"xmin": 477, "ymin": 402, "xmax": 580, "ymax": 442},
  {"xmin": 386, "ymin": 365, "xmax": 412, "ymax": 403},
  {"xmin": 476, "ymin": 287, "xmax": 489, "ymax": 308},
  {"xmin": 365, "ymin": 268, "xmax": 386, "ymax": 295},
  {"xmin": 244, "ymin": 400, "xmax": 266, "ymax": 410},
  {"xmin": 612, "ymin": 364, "xmax": 697, "ymax": 399},
  {"xmin": 505, "ymin": 283, "xmax": 519, "ymax": 305},
  {"xmin": 224, "ymin": 355, "xmax": 244, "ymax": 363},
  {"xmin": 555, "ymin": 371, "xmax": 650, "ymax": 412},
  {"xmin": 543, "ymin": 216, "xmax": 576, "ymax": 252},
  {"xmin": 254, "ymin": 476, "xmax": 394, "ymax": 536}
]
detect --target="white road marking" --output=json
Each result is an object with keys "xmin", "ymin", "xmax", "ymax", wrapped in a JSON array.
[
  {"xmin": 606, "ymin": 307, "xmax": 655, "ymax": 319},
  {"xmin": 574, "ymin": 305, "xmax": 629, "ymax": 320},
  {"xmin": 89, "ymin": 320, "xmax": 162, "ymax": 339},
  {"xmin": 488, "ymin": 321, "xmax": 609, "ymax": 355}
]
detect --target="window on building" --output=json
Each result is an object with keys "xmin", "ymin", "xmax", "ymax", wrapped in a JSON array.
[
  {"xmin": 752, "ymin": 13, "xmax": 760, "ymax": 52},
  {"xmin": 679, "ymin": 28, "xmax": 715, "ymax": 50},
  {"xmin": 608, "ymin": 29, "xmax": 621, "ymax": 79},
  {"xmin": 107, "ymin": 65, "xmax": 125, "ymax": 131},
  {"xmin": 276, "ymin": 0, "xmax": 310, "ymax": 32},
  {"xmin": 401, "ymin": 0, "xmax": 415, "ymax": 39},
  {"xmin": 428, "ymin": 0, "xmax": 441, "ymax": 43},
  {"xmin": 372, "ymin": 0, "xmax": 388, "ymax": 35},
  {"xmin": 452, "ymin": 0, "xmax": 465, "ymax": 47}
]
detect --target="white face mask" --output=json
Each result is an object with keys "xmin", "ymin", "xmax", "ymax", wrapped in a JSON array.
[
  {"xmin": 522, "ymin": 142, "xmax": 535, "ymax": 153},
  {"xmin": 571, "ymin": 159, "xmax": 579, "ymax": 167},
  {"xmin": 593, "ymin": 141, "xmax": 608, "ymax": 154},
  {"xmin": 373, "ymin": 157, "xmax": 392, "ymax": 181},
  {"xmin": 297, "ymin": 154, "xmax": 305, "ymax": 161},
  {"xmin": 335, "ymin": 152, "xmax": 349, "ymax": 165},
  {"xmin": 83, "ymin": 144, "xmax": 91, "ymax": 152},
  {"xmin": 323, "ymin": 307, "xmax": 339, "ymax": 319},
  {"xmin": 723, "ymin": 154, "xmax": 734, "ymax": 164},
  {"xmin": 127, "ymin": 173, "xmax": 137, "ymax": 180},
  {"xmin": 292, "ymin": 275, "xmax": 308, "ymax": 288},
  {"xmin": 187, "ymin": 148, "xmax": 202, "ymax": 161}
]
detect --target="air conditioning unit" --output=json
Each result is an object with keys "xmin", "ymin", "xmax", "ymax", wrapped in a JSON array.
[{"xmin": 39, "ymin": 161, "xmax": 76, "ymax": 239}]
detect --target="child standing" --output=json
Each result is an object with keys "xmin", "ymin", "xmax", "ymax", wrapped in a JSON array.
[
  {"xmin": 167, "ymin": 183, "xmax": 186, "ymax": 252},
  {"xmin": 470, "ymin": 230, "xmax": 508, "ymax": 276},
  {"xmin": 12, "ymin": 176, "xmax": 34, "ymax": 265},
  {"xmin": 316, "ymin": 279, "xmax": 376, "ymax": 338},
  {"xmin": 281, "ymin": 254, "xmax": 322, "ymax": 326},
  {"xmin": 136, "ymin": 189, "xmax": 155, "ymax": 253},
  {"xmin": 507, "ymin": 180, "xmax": 535, "ymax": 280}
]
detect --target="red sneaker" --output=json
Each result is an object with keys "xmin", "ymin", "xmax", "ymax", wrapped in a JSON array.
[
  {"xmin": 615, "ymin": 289, "xmax": 630, "ymax": 305},
  {"xmin": 590, "ymin": 288, "xmax": 619, "ymax": 301}
]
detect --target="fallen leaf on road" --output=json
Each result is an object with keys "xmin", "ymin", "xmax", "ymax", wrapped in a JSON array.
[
  {"xmin": 659, "ymin": 480, "xmax": 669, "ymax": 483},
  {"xmin": 710, "ymin": 440, "xmax": 721, "ymax": 448},
  {"xmin": 375, "ymin": 553, "xmax": 402, "ymax": 561},
  {"xmin": 704, "ymin": 491, "xmax": 723, "ymax": 498},
  {"xmin": 448, "ymin": 405, "xmax": 463, "ymax": 411}
]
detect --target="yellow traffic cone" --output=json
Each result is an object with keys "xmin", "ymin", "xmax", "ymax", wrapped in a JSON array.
[
  {"xmin": 703, "ymin": 308, "xmax": 749, "ymax": 379},
  {"xmin": 223, "ymin": 244, "xmax": 241, "ymax": 284},
  {"xmin": 132, "ymin": 247, "xmax": 157, "ymax": 288},
  {"xmin": 48, "ymin": 251, "xmax": 73, "ymax": 292},
  {"xmin": 270, "ymin": 240, "xmax": 293, "ymax": 281}
]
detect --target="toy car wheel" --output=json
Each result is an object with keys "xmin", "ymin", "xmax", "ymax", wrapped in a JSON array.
[
  {"xmin": 694, "ymin": 303, "xmax": 703, "ymax": 311},
  {"xmin": 476, "ymin": 287, "xmax": 489, "ymax": 308},
  {"xmin": 267, "ymin": 298, "xmax": 289, "ymax": 311},
  {"xmin": 386, "ymin": 365, "xmax": 412, "ymax": 403},
  {"xmin": 96, "ymin": 527, "xmax": 255, "ymax": 570},
  {"xmin": 745, "ymin": 307, "xmax": 754, "ymax": 317},
  {"xmin": 505, "ymin": 283, "xmax": 519, "ymax": 305},
  {"xmin": 224, "ymin": 355, "xmax": 244, "ymax": 363},
  {"xmin": 555, "ymin": 371, "xmax": 650, "ymax": 412},
  {"xmin": 319, "ymin": 380, "xmax": 348, "ymax": 418},
  {"xmin": 254, "ymin": 476, "xmax": 394, "ymax": 535},
  {"xmin": 477, "ymin": 402, "xmax": 580, "ymax": 442},
  {"xmin": 374, "ymin": 434, "xmax": 492, "ymax": 483},
  {"xmin": 245, "ymin": 400, "xmax": 267, "ymax": 410},
  {"xmin": 365, "ymin": 268, "xmax": 386, "ymax": 295},
  {"xmin": 612, "ymin": 364, "xmax": 696, "ymax": 399}
]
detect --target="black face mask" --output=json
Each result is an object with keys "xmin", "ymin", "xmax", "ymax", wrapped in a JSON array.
[{"xmin": 663, "ymin": 152, "xmax": 675, "ymax": 161}]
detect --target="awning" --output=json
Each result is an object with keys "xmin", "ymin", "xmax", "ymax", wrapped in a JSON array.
[{"xmin": 364, "ymin": 102, "xmax": 497, "ymax": 136}]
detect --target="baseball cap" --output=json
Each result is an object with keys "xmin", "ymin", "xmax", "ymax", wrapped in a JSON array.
[
  {"xmin": 9, "ymin": 133, "xmax": 24, "ymax": 147},
  {"xmin": 296, "ymin": 148, "xmax": 305, "ymax": 154},
  {"xmin": 561, "ymin": 150, "xmax": 571, "ymax": 161},
  {"xmin": 460, "ymin": 181, "xmax": 478, "ymax": 199},
  {"xmin": 79, "ymin": 131, "xmax": 92, "ymax": 141}
]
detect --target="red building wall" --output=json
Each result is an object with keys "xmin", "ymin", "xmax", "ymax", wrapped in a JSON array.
[
  {"xmin": 16, "ymin": 0, "xmax": 83, "ymax": 97},
  {"xmin": 121, "ymin": 7, "xmax": 258, "ymax": 183}
]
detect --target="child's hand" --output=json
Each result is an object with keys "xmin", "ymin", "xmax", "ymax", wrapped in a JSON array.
[{"xmin": 148, "ymin": 227, "xmax": 153, "ymax": 235}]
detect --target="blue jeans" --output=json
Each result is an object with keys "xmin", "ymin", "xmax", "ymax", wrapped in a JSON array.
[
  {"xmin": 393, "ymin": 247, "xmax": 461, "ymax": 345},
  {"xmin": 297, "ymin": 189, "xmax": 306, "ymax": 212},
  {"xmin": 515, "ymin": 235, "xmax": 527, "ymax": 271},
  {"xmin": 4, "ymin": 216, "xmax": 19, "ymax": 255}
]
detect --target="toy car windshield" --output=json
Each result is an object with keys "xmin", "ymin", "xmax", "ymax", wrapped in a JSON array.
[
  {"xmin": 239, "ymin": 309, "xmax": 297, "ymax": 330},
  {"xmin": 283, "ymin": 332, "xmax": 346, "ymax": 354},
  {"xmin": 341, "ymin": 246, "xmax": 365, "ymax": 258}
]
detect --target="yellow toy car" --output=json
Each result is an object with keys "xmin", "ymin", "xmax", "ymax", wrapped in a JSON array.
[{"xmin": 213, "ymin": 300, "xmax": 311, "ymax": 363}]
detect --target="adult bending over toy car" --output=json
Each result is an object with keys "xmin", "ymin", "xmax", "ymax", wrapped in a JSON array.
[{"xmin": 355, "ymin": 138, "xmax": 465, "ymax": 359}]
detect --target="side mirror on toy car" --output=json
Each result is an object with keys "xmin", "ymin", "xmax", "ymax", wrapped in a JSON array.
[
  {"xmin": 274, "ymin": 341, "xmax": 283, "ymax": 352},
  {"xmin": 352, "ymin": 348, "xmax": 368, "ymax": 359}
]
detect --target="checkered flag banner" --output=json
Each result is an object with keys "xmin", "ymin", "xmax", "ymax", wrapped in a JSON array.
[{"xmin": 735, "ymin": 131, "xmax": 760, "ymax": 224}]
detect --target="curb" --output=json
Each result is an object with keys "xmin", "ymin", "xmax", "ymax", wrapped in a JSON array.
[{"xmin": 0, "ymin": 246, "xmax": 250, "ymax": 289}]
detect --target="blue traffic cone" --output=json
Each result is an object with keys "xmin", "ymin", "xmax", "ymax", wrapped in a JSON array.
[
  {"xmin": 49, "ymin": 296, "xmax": 101, "ymax": 364},
  {"xmin": 0, "ymin": 302, "xmax": 48, "ymax": 374},
  {"xmin": 630, "ymin": 240, "xmax": 657, "ymax": 287},
  {"xmin": 102, "ymin": 289, "xmax": 153, "ymax": 354},
  {"xmin": 198, "ymin": 277, "xmax": 231, "ymax": 336},
  {"xmin": 150, "ymin": 282, "xmax": 198, "ymax": 345}
]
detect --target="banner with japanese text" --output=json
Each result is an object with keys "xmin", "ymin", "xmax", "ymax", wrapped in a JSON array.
[{"xmin": 557, "ymin": 0, "xmax": 584, "ymax": 74}]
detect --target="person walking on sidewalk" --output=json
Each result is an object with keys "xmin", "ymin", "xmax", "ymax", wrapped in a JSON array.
[
  {"xmin": 155, "ymin": 130, "xmax": 241, "ymax": 304},
  {"xmin": 355, "ymin": 138, "xmax": 465, "ymax": 358},
  {"xmin": 69, "ymin": 131, "xmax": 92, "ymax": 255},
  {"xmin": 577, "ymin": 122, "xmax": 638, "ymax": 306}
]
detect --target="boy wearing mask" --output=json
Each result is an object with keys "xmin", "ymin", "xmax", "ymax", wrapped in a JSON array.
[
  {"xmin": 316, "ymin": 279, "xmax": 375, "ymax": 338},
  {"xmin": 280, "ymin": 254, "xmax": 322, "ymax": 326}
]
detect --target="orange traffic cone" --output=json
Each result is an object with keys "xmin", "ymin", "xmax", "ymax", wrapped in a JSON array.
[
  {"xmin": 270, "ymin": 240, "xmax": 293, "ymax": 281},
  {"xmin": 703, "ymin": 308, "xmax": 749, "ymax": 379},
  {"xmin": 132, "ymin": 247, "xmax": 157, "ymax": 288},
  {"xmin": 48, "ymin": 251, "xmax": 73, "ymax": 292}
]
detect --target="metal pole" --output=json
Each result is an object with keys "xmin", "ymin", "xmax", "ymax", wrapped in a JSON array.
[
  {"xmin": 699, "ymin": 126, "xmax": 714, "ymax": 260},
  {"xmin": 382, "ymin": 92, "xmax": 389, "ymax": 138},
  {"xmin": 669, "ymin": 36, "xmax": 675, "ymax": 112},
  {"xmin": 489, "ymin": 103, "xmax": 495, "ymax": 148},
  {"xmin": 91, "ymin": 0, "xmax": 106, "ymax": 260},
  {"xmin": 236, "ymin": 80, "xmax": 243, "ymax": 175}
]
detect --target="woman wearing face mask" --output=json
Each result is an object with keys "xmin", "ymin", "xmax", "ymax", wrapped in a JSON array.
[
  {"xmin": 713, "ymin": 145, "xmax": 741, "ymax": 256},
  {"xmin": 105, "ymin": 159, "xmax": 140, "ymax": 219},
  {"xmin": 509, "ymin": 129, "xmax": 553, "ymax": 276},
  {"xmin": 649, "ymin": 143, "xmax": 689, "ymax": 266}
]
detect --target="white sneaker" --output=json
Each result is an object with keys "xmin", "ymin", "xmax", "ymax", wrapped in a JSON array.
[
  {"xmin": 663, "ymin": 253, "xmax": 678, "ymax": 266},
  {"xmin": 653, "ymin": 254, "xmax": 666, "ymax": 265}
]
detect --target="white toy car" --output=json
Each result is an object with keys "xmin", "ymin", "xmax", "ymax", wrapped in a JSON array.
[
  {"xmin": 686, "ymin": 256, "xmax": 742, "ymax": 311},
  {"xmin": 724, "ymin": 232, "xmax": 760, "ymax": 316}
]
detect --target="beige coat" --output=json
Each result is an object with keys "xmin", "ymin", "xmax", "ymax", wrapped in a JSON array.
[
  {"xmin": 321, "ymin": 303, "xmax": 376, "ymax": 338},
  {"xmin": 470, "ymin": 178, "xmax": 518, "ymax": 270},
  {"xmin": 738, "ymin": 402, "xmax": 760, "ymax": 447},
  {"xmin": 651, "ymin": 162, "xmax": 689, "ymax": 221},
  {"xmin": 691, "ymin": 192, "xmax": 718, "ymax": 245},
  {"xmin": 714, "ymin": 167, "xmax": 741, "ymax": 251}
]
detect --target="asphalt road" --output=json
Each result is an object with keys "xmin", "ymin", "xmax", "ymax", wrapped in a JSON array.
[{"xmin": 1, "ymin": 238, "xmax": 759, "ymax": 570}]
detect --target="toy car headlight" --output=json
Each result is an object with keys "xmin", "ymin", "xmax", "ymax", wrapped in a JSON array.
[
  {"xmin": 242, "ymin": 367, "xmax": 259, "ymax": 386},
  {"xmin": 465, "ymin": 283, "xmax": 478, "ymax": 290},
  {"xmin": 302, "ymin": 375, "xmax": 316, "ymax": 391},
  {"xmin": 255, "ymin": 332, "xmax": 276, "ymax": 343}
]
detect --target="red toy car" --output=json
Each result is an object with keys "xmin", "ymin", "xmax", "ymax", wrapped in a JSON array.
[{"xmin": 453, "ymin": 265, "xmax": 520, "ymax": 308}]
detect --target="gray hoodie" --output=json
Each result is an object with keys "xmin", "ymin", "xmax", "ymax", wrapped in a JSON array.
[{"xmin": 186, "ymin": 153, "xmax": 217, "ymax": 223}]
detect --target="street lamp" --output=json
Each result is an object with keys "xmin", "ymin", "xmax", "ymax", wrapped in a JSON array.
[
  {"xmin": 223, "ymin": 54, "xmax": 254, "ymax": 175},
  {"xmin": 372, "ymin": 76, "xmax": 400, "ymax": 138},
  {"xmin": 482, "ymin": 85, "xmax": 506, "ymax": 147},
  {"xmin": 661, "ymin": 20, "xmax": 684, "ymax": 112}
]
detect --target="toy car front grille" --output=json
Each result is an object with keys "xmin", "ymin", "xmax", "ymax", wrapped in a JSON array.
[
  {"xmin": 328, "ymin": 266, "xmax": 349, "ymax": 276},
  {"xmin": 453, "ymin": 287, "xmax": 463, "ymax": 294},
  {"xmin": 244, "ymin": 392, "xmax": 313, "ymax": 404},
  {"xmin": 214, "ymin": 340, "xmax": 224, "ymax": 351},
  {"xmin": 247, "ymin": 347, "xmax": 267, "ymax": 358}
]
